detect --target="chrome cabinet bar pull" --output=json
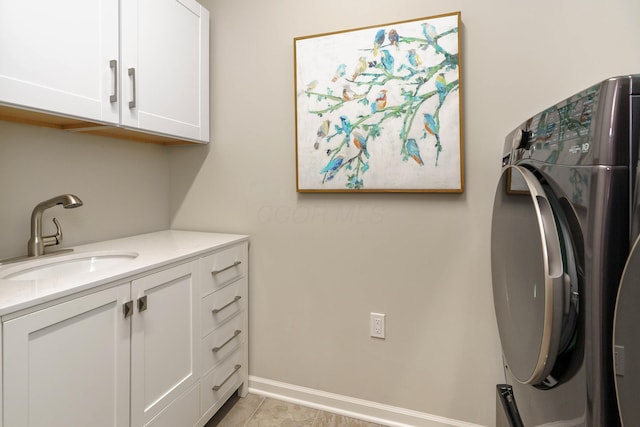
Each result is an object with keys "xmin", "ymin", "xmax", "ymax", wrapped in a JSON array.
[
  {"xmin": 109, "ymin": 60, "xmax": 117, "ymax": 102},
  {"xmin": 212, "ymin": 364, "xmax": 241, "ymax": 391},
  {"xmin": 211, "ymin": 261, "xmax": 241, "ymax": 275},
  {"xmin": 128, "ymin": 67, "xmax": 136, "ymax": 108},
  {"xmin": 211, "ymin": 295, "xmax": 241, "ymax": 314},
  {"xmin": 212, "ymin": 330, "xmax": 241, "ymax": 353}
]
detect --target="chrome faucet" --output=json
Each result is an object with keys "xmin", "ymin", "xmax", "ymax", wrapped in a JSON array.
[{"xmin": 27, "ymin": 194, "xmax": 83, "ymax": 257}]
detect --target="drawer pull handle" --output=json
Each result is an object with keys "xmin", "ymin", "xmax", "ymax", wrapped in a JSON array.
[
  {"xmin": 212, "ymin": 330, "xmax": 242, "ymax": 353},
  {"xmin": 109, "ymin": 59, "xmax": 117, "ymax": 102},
  {"xmin": 212, "ymin": 261, "xmax": 241, "ymax": 275},
  {"xmin": 212, "ymin": 295, "xmax": 241, "ymax": 314},
  {"xmin": 212, "ymin": 364, "xmax": 241, "ymax": 391}
]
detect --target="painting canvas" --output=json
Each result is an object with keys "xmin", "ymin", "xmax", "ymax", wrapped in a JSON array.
[{"xmin": 294, "ymin": 12, "xmax": 463, "ymax": 192}]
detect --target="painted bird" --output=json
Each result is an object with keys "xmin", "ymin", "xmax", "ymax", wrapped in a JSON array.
[
  {"xmin": 435, "ymin": 73, "xmax": 447, "ymax": 104},
  {"xmin": 388, "ymin": 29, "xmax": 399, "ymax": 50},
  {"xmin": 370, "ymin": 89, "xmax": 387, "ymax": 113},
  {"xmin": 424, "ymin": 113, "xmax": 443, "ymax": 166},
  {"xmin": 352, "ymin": 131, "xmax": 370, "ymax": 158},
  {"xmin": 423, "ymin": 113, "xmax": 439, "ymax": 138},
  {"xmin": 321, "ymin": 156, "xmax": 344, "ymax": 182},
  {"xmin": 352, "ymin": 56, "xmax": 367, "ymax": 80},
  {"xmin": 331, "ymin": 64, "xmax": 346, "ymax": 82},
  {"xmin": 381, "ymin": 50, "xmax": 394, "ymax": 73},
  {"xmin": 305, "ymin": 80, "xmax": 318, "ymax": 92},
  {"xmin": 406, "ymin": 139, "xmax": 424, "ymax": 166},
  {"xmin": 342, "ymin": 85, "xmax": 364, "ymax": 101},
  {"xmin": 443, "ymin": 53, "xmax": 458, "ymax": 71},
  {"xmin": 338, "ymin": 115, "xmax": 352, "ymax": 137},
  {"xmin": 421, "ymin": 22, "xmax": 445, "ymax": 55},
  {"xmin": 373, "ymin": 29, "xmax": 385, "ymax": 56},
  {"xmin": 317, "ymin": 119, "xmax": 330, "ymax": 139},
  {"xmin": 407, "ymin": 49, "xmax": 423, "ymax": 68},
  {"xmin": 314, "ymin": 119, "xmax": 331, "ymax": 149}
]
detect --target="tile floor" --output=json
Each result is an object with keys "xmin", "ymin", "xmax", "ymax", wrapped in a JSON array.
[{"xmin": 205, "ymin": 393, "xmax": 387, "ymax": 427}]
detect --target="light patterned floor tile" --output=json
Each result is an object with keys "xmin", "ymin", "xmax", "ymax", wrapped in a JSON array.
[
  {"xmin": 206, "ymin": 393, "xmax": 387, "ymax": 427},
  {"xmin": 206, "ymin": 393, "xmax": 264, "ymax": 426},
  {"xmin": 312, "ymin": 411, "xmax": 380, "ymax": 427},
  {"xmin": 246, "ymin": 397, "xmax": 319, "ymax": 427}
]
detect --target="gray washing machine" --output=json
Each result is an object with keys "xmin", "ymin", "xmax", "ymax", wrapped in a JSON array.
[{"xmin": 491, "ymin": 75, "xmax": 640, "ymax": 426}]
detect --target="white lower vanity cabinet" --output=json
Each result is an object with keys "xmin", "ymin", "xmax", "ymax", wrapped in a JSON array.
[{"xmin": 0, "ymin": 234, "xmax": 249, "ymax": 427}]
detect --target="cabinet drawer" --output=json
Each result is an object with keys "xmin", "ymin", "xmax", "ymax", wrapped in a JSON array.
[
  {"xmin": 200, "ymin": 349, "xmax": 244, "ymax": 413},
  {"xmin": 201, "ymin": 312, "xmax": 244, "ymax": 373},
  {"xmin": 201, "ymin": 244, "xmax": 247, "ymax": 294},
  {"xmin": 201, "ymin": 278, "xmax": 245, "ymax": 336}
]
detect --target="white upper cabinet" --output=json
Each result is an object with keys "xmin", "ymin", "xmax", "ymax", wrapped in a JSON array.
[
  {"xmin": 0, "ymin": 0, "xmax": 119, "ymax": 124},
  {"xmin": 121, "ymin": 0, "xmax": 209, "ymax": 142},
  {"xmin": 0, "ymin": 0, "xmax": 209, "ymax": 144}
]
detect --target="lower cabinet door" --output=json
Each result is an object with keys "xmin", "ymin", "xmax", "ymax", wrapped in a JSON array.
[
  {"xmin": 3, "ymin": 284, "xmax": 131, "ymax": 427},
  {"xmin": 131, "ymin": 260, "xmax": 199, "ymax": 427}
]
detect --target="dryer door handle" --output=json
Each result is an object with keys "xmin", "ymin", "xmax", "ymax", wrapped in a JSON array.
[
  {"xmin": 509, "ymin": 166, "xmax": 564, "ymax": 281},
  {"xmin": 534, "ymin": 192, "xmax": 563, "ymax": 279},
  {"xmin": 491, "ymin": 165, "xmax": 566, "ymax": 385}
]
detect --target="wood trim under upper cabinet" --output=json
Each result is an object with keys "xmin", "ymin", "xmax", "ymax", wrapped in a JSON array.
[{"xmin": 0, "ymin": 105, "xmax": 204, "ymax": 146}]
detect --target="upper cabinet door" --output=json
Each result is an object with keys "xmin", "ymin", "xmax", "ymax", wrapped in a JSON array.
[
  {"xmin": 120, "ymin": 0, "xmax": 210, "ymax": 143},
  {"xmin": 0, "ymin": 0, "xmax": 119, "ymax": 124}
]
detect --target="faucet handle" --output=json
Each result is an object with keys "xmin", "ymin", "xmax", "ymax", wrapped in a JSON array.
[
  {"xmin": 42, "ymin": 218, "xmax": 63, "ymax": 248},
  {"xmin": 51, "ymin": 218, "xmax": 63, "ymax": 244}
]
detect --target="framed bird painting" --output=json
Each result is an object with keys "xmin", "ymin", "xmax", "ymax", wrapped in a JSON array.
[{"xmin": 294, "ymin": 12, "xmax": 464, "ymax": 193}]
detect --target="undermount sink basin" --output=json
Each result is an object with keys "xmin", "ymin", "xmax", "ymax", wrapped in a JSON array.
[{"xmin": 0, "ymin": 250, "xmax": 139, "ymax": 281}]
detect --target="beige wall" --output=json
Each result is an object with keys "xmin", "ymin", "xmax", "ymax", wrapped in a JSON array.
[
  {"xmin": 170, "ymin": 0, "xmax": 640, "ymax": 425},
  {"xmin": 0, "ymin": 122, "xmax": 171, "ymax": 260},
  {"xmin": 1, "ymin": 0, "xmax": 638, "ymax": 425}
]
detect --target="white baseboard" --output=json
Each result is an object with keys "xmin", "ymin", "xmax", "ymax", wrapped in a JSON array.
[{"xmin": 248, "ymin": 376, "xmax": 486, "ymax": 427}]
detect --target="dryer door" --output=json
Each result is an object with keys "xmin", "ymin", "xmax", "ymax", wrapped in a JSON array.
[
  {"xmin": 614, "ymin": 235, "xmax": 640, "ymax": 426},
  {"xmin": 492, "ymin": 165, "xmax": 570, "ymax": 385}
]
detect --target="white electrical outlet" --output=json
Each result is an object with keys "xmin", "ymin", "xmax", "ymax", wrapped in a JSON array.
[{"xmin": 370, "ymin": 313, "xmax": 385, "ymax": 339}]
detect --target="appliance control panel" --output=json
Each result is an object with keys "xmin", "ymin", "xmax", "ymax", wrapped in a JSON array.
[{"xmin": 507, "ymin": 84, "xmax": 599, "ymax": 166}]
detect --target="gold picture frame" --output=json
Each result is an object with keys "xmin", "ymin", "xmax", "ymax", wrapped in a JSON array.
[{"xmin": 294, "ymin": 12, "xmax": 464, "ymax": 193}]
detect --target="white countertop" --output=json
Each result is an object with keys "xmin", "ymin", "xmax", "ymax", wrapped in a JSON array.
[{"xmin": 0, "ymin": 230, "xmax": 248, "ymax": 317}]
